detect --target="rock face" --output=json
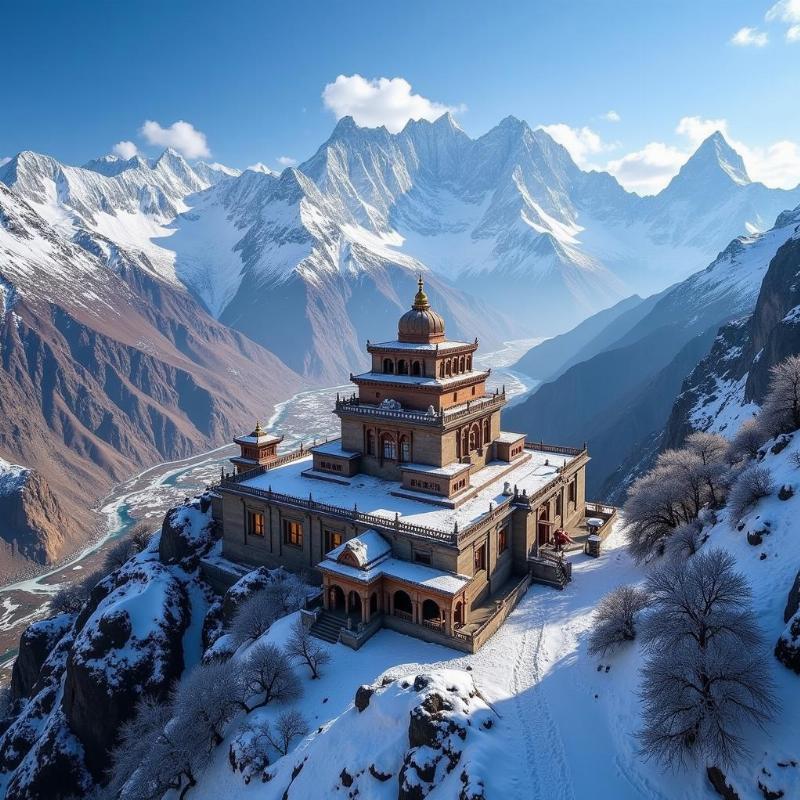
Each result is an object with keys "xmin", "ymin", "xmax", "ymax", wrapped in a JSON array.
[
  {"xmin": 0, "ymin": 498, "xmax": 216, "ymax": 798},
  {"xmin": 10, "ymin": 613, "xmax": 73, "ymax": 701},
  {"xmin": 271, "ymin": 670, "xmax": 492, "ymax": 800}
]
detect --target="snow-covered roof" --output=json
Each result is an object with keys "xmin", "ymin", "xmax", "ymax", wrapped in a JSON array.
[
  {"xmin": 326, "ymin": 529, "xmax": 392, "ymax": 567},
  {"xmin": 401, "ymin": 461, "xmax": 471, "ymax": 478},
  {"xmin": 352, "ymin": 370, "xmax": 488, "ymax": 388},
  {"xmin": 495, "ymin": 431, "xmax": 526, "ymax": 444},
  {"xmin": 235, "ymin": 432, "xmax": 282, "ymax": 445},
  {"xmin": 320, "ymin": 554, "xmax": 470, "ymax": 595},
  {"xmin": 235, "ymin": 447, "xmax": 570, "ymax": 532},
  {"xmin": 311, "ymin": 439, "xmax": 360, "ymax": 459},
  {"xmin": 369, "ymin": 339, "xmax": 473, "ymax": 352}
]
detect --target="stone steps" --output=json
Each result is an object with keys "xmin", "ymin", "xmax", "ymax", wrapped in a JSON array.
[{"xmin": 309, "ymin": 611, "xmax": 346, "ymax": 643}]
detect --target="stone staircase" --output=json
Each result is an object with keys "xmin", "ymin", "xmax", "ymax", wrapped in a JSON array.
[
  {"xmin": 309, "ymin": 610, "xmax": 346, "ymax": 643},
  {"xmin": 528, "ymin": 550, "xmax": 572, "ymax": 590}
]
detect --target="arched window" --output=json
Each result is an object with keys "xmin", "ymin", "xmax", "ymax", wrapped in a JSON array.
[
  {"xmin": 451, "ymin": 358, "xmax": 458, "ymax": 374},
  {"xmin": 459, "ymin": 355, "xmax": 466, "ymax": 373},
  {"xmin": 383, "ymin": 358, "xmax": 394, "ymax": 374},
  {"xmin": 422, "ymin": 599, "xmax": 440, "ymax": 622},
  {"xmin": 469, "ymin": 424, "xmax": 479, "ymax": 451},
  {"xmin": 483, "ymin": 418, "xmax": 490, "ymax": 443},
  {"xmin": 439, "ymin": 361, "xmax": 445, "ymax": 378},
  {"xmin": 382, "ymin": 433, "xmax": 397, "ymax": 460},
  {"xmin": 445, "ymin": 360, "xmax": 452, "ymax": 377},
  {"xmin": 366, "ymin": 430, "xmax": 375, "ymax": 456},
  {"xmin": 399, "ymin": 435, "xmax": 411, "ymax": 462},
  {"xmin": 398, "ymin": 359, "xmax": 409, "ymax": 375},
  {"xmin": 467, "ymin": 355, "xmax": 472, "ymax": 371},
  {"xmin": 393, "ymin": 590, "xmax": 412, "ymax": 617},
  {"xmin": 412, "ymin": 361, "xmax": 422, "ymax": 376}
]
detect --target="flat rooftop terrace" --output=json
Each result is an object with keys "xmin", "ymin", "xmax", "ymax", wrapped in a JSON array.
[{"xmin": 223, "ymin": 444, "xmax": 581, "ymax": 539}]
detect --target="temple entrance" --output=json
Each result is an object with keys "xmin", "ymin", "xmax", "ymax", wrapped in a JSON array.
[
  {"xmin": 329, "ymin": 584, "xmax": 345, "ymax": 613},
  {"xmin": 537, "ymin": 504, "xmax": 551, "ymax": 546},
  {"xmin": 348, "ymin": 591, "xmax": 362, "ymax": 619},
  {"xmin": 393, "ymin": 589, "xmax": 413, "ymax": 620}
]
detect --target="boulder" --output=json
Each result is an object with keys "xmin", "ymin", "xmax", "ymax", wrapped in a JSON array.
[
  {"xmin": 775, "ymin": 612, "xmax": 800, "ymax": 674},
  {"xmin": 707, "ymin": 766, "xmax": 741, "ymax": 800},
  {"xmin": 11, "ymin": 613, "xmax": 73, "ymax": 701},
  {"xmin": 354, "ymin": 684, "xmax": 374, "ymax": 712},
  {"xmin": 158, "ymin": 495, "xmax": 215, "ymax": 567}
]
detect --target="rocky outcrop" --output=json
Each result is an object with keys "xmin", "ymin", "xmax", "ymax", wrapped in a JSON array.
[
  {"xmin": 784, "ymin": 571, "xmax": 800, "ymax": 623},
  {"xmin": 158, "ymin": 492, "xmax": 216, "ymax": 568},
  {"xmin": 10, "ymin": 613, "xmax": 73, "ymax": 701},
  {"xmin": 775, "ymin": 612, "xmax": 800, "ymax": 673}
]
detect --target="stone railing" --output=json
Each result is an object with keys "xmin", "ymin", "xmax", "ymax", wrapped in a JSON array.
[{"xmin": 524, "ymin": 440, "xmax": 587, "ymax": 458}]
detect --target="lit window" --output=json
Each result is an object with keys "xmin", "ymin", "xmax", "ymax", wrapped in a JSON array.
[
  {"xmin": 498, "ymin": 528, "xmax": 508, "ymax": 554},
  {"xmin": 383, "ymin": 437, "xmax": 397, "ymax": 460},
  {"xmin": 474, "ymin": 543, "xmax": 486, "ymax": 571},
  {"xmin": 324, "ymin": 529, "xmax": 342, "ymax": 552},
  {"xmin": 248, "ymin": 511, "xmax": 264, "ymax": 537},
  {"xmin": 283, "ymin": 519, "xmax": 303, "ymax": 548}
]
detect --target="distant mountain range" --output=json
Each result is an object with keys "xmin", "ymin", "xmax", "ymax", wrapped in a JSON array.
[
  {"xmin": 2, "ymin": 114, "xmax": 800, "ymax": 570},
  {"xmin": 4, "ymin": 116, "xmax": 799, "ymax": 383}
]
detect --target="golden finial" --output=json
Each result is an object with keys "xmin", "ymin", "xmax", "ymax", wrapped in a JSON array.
[
  {"xmin": 413, "ymin": 274, "xmax": 429, "ymax": 309},
  {"xmin": 253, "ymin": 419, "xmax": 265, "ymax": 436}
]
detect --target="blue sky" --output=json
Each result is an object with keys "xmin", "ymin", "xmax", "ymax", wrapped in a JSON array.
[{"xmin": 2, "ymin": 0, "xmax": 800, "ymax": 193}]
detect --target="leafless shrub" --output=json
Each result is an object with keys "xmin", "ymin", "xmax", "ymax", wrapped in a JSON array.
[
  {"xmin": 285, "ymin": 618, "xmax": 331, "ymax": 679},
  {"xmin": 729, "ymin": 418, "xmax": 766, "ymax": 463},
  {"xmin": 587, "ymin": 585, "xmax": 649, "ymax": 656},
  {"xmin": 241, "ymin": 642, "xmax": 302, "ymax": 711},
  {"xmin": 639, "ymin": 550, "xmax": 776, "ymax": 768},
  {"xmin": 103, "ymin": 525, "xmax": 154, "ymax": 574},
  {"xmin": 229, "ymin": 721, "xmax": 271, "ymax": 783},
  {"xmin": 663, "ymin": 520, "xmax": 705, "ymax": 562},
  {"xmin": 727, "ymin": 464, "xmax": 773, "ymax": 523},
  {"xmin": 760, "ymin": 354, "xmax": 800, "ymax": 436},
  {"xmin": 265, "ymin": 709, "xmax": 308, "ymax": 756},
  {"xmin": 229, "ymin": 590, "xmax": 283, "ymax": 647}
]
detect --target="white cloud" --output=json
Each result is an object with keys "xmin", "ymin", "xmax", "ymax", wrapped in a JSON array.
[
  {"xmin": 537, "ymin": 123, "xmax": 609, "ymax": 168},
  {"xmin": 787, "ymin": 23, "xmax": 800, "ymax": 40},
  {"xmin": 277, "ymin": 155, "xmax": 297, "ymax": 167},
  {"xmin": 322, "ymin": 74, "xmax": 464, "ymax": 133},
  {"xmin": 766, "ymin": 0, "xmax": 800, "ymax": 23},
  {"xmin": 246, "ymin": 163, "xmax": 274, "ymax": 175},
  {"xmin": 730, "ymin": 26, "xmax": 769, "ymax": 46},
  {"xmin": 606, "ymin": 114, "xmax": 800, "ymax": 194},
  {"xmin": 139, "ymin": 120, "xmax": 210, "ymax": 159},
  {"xmin": 602, "ymin": 110, "xmax": 621, "ymax": 122},
  {"xmin": 0, "ymin": 156, "xmax": 10, "ymax": 167},
  {"xmin": 607, "ymin": 142, "xmax": 688, "ymax": 195},
  {"xmin": 112, "ymin": 140, "xmax": 138, "ymax": 159}
]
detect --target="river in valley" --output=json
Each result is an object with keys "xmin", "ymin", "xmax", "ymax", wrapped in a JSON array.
[{"xmin": 0, "ymin": 339, "xmax": 541, "ymax": 678}]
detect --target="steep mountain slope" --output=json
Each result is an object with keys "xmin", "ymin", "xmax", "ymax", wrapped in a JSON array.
[
  {"xmin": 0, "ymin": 183, "xmax": 302, "ymax": 577},
  {"xmin": 505, "ymin": 205, "xmax": 800, "ymax": 497}
]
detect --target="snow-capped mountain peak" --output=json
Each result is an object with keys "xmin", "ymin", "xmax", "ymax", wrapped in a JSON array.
[{"xmin": 666, "ymin": 131, "xmax": 750, "ymax": 193}]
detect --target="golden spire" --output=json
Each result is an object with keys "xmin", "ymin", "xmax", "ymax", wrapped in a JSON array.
[
  {"xmin": 253, "ymin": 419, "xmax": 265, "ymax": 437},
  {"xmin": 413, "ymin": 274, "xmax": 430, "ymax": 310}
]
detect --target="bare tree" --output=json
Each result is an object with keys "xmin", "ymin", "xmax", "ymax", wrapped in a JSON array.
[
  {"xmin": 727, "ymin": 463, "xmax": 773, "ymax": 523},
  {"xmin": 663, "ymin": 520, "xmax": 705, "ymax": 562},
  {"xmin": 50, "ymin": 582, "xmax": 91, "ymax": 616},
  {"xmin": 729, "ymin": 418, "xmax": 765, "ymax": 463},
  {"xmin": 229, "ymin": 590, "xmax": 283, "ymax": 647},
  {"xmin": 588, "ymin": 585, "xmax": 649, "ymax": 656},
  {"xmin": 172, "ymin": 660, "xmax": 246, "ymax": 747},
  {"xmin": 229, "ymin": 721, "xmax": 272, "ymax": 783},
  {"xmin": 638, "ymin": 550, "xmax": 776, "ymax": 768},
  {"xmin": 241, "ymin": 642, "xmax": 302, "ymax": 711},
  {"xmin": 103, "ymin": 525, "xmax": 153, "ymax": 574},
  {"xmin": 265, "ymin": 709, "xmax": 308, "ymax": 756},
  {"xmin": 760, "ymin": 354, "xmax": 800, "ymax": 435},
  {"xmin": 285, "ymin": 618, "xmax": 331, "ymax": 679}
]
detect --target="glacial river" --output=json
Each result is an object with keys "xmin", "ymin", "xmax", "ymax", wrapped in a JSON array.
[{"xmin": 0, "ymin": 339, "xmax": 540, "ymax": 676}]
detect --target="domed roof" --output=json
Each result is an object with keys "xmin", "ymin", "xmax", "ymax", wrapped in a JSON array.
[{"xmin": 398, "ymin": 277, "xmax": 446, "ymax": 344}]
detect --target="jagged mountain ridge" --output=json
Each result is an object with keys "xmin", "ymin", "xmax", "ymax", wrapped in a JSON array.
[
  {"xmin": 0, "ymin": 182, "xmax": 302, "ymax": 577},
  {"xmin": 505, "ymin": 202, "xmax": 800, "ymax": 499},
  {"xmin": 4, "ymin": 118, "xmax": 799, "ymax": 381}
]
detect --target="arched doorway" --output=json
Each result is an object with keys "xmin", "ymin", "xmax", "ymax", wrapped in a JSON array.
[
  {"xmin": 411, "ymin": 361, "xmax": 422, "ymax": 376},
  {"xmin": 370, "ymin": 592, "xmax": 379, "ymax": 615},
  {"xmin": 348, "ymin": 590, "xmax": 362, "ymax": 619},
  {"xmin": 397, "ymin": 359, "xmax": 409, "ymax": 375},
  {"xmin": 393, "ymin": 589, "xmax": 413, "ymax": 620},
  {"xmin": 329, "ymin": 584, "xmax": 345, "ymax": 613},
  {"xmin": 454, "ymin": 601, "xmax": 464, "ymax": 628},
  {"xmin": 421, "ymin": 599, "xmax": 440, "ymax": 625}
]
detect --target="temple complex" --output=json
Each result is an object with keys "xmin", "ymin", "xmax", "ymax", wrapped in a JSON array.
[{"xmin": 211, "ymin": 279, "xmax": 614, "ymax": 652}]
